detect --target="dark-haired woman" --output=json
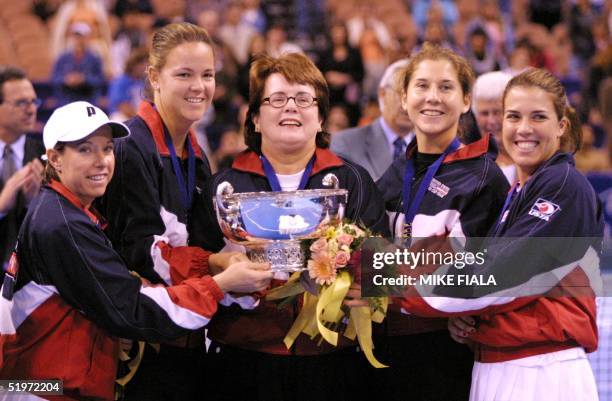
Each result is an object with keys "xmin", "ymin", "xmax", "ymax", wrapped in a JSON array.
[
  {"xmin": 0, "ymin": 101, "xmax": 272, "ymax": 401},
  {"xmin": 401, "ymin": 68, "xmax": 603, "ymax": 401},
  {"xmin": 374, "ymin": 43, "xmax": 510, "ymax": 401},
  {"xmin": 198, "ymin": 51, "xmax": 388, "ymax": 401},
  {"xmin": 100, "ymin": 22, "xmax": 245, "ymax": 401}
]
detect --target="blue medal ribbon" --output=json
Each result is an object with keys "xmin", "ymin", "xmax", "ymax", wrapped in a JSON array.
[
  {"xmin": 260, "ymin": 154, "xmax": 316, "ymax": 192},
  {"xmin": 402, "ymin": 138, "xmax": 460, "ymax": 238},
  {"xmin": 164, "ymin": 128, "xmax": 196, "ymax": 212},
  {"xmin": 492, "ymin": 182, "xmax": 519, "ymax": 235}
]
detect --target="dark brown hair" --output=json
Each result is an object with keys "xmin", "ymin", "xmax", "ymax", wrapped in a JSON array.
[
  {"xmin": 244, "ymin": 52, "xmax": 330, "ymax": 153},
  {"xmin": 503, "ymin": 68, "xmax": 582, "ymax": 153},
  {"xmin": 42, "ymin": 144, "xmax": 65, "ymax": 185},
  {"xmin": 0, "ymin": 66, "xmax": 27, "ymax": 104},
  {"xmin": 143, "ymin": 22, "xmax": 215, "ymax": 100}
]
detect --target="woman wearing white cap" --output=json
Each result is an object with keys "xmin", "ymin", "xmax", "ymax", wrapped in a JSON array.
[{"xmin": 0, "ymin": 101, "xmax": 272, "ymax": 401}]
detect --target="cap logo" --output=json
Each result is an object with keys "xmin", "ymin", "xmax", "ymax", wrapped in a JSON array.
[{"xmin": 87, "ymin": 106, "xmax": 96, "ymax": 117}]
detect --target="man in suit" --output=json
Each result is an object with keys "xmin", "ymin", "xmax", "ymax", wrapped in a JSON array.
[
  {"xmin": 331, "ymin": 59, "xmax": 414, "ymax": 181},
  {"xmin": 0, "ymin": 66, "xmax": 44, "ymax": 268}
]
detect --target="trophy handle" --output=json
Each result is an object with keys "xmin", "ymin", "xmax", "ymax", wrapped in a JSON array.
[
  {"xmin": 322, "ymin": 173, "xmax": 339, "ymax": 189},
  {"xmin": 215, "ymin": 181, "xmax": 235, "ymax": 214}
]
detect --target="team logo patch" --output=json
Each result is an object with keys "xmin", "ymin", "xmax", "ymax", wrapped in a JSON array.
[
  {"xmin": 428, "ymin": 178, "xmax": 450, "ymax": 198},
  {"xmin": 528, "ymin": 198, "xmax": 561, "ymax": 221}
]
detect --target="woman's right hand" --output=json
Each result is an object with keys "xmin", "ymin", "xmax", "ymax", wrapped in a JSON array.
[
  {"xmin": 213, "ymin": 261, "xmax": 273, "ymax": 294},
  {"xmin": 208, "ymin": 252, "xmax": 250, "ymax": 275},
  {"xmin": 448, "ymin": 316, "xmax": 476, "ymax": 344}
]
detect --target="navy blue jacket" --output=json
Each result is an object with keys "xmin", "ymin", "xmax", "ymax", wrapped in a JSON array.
[
  {"xmin": 377, "ymin": 134, "xmax": 510, "ymax": 335},
  {"xmin": 197, "ymin": 147, "xmax": 388, "ymax": 355},
  {"xmin": 100, "ymin": 101, "xmax": 212, "ymax": 286}
]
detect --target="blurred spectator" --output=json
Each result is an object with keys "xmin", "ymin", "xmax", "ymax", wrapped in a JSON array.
[
  {"xmin": 186, "ymin": 0, "xmax": 225, "ymax": 21},
  {"xmin": 214, "ymin": 125, "xmax": 247, "ymax": 171},
  {"xmin": 114, "ymin": 0, "xmax": 153, "ymax": 17},
  {"xmin": 480, "ymin": 0, "xmax": 508, "ymax": 54},
  {"xmin": 0, "ymin": 66, "xmax": 45, "ymax": 269},
  {"xmin": 505, "ymin": 39, "xmax": 532, "ymax": 75},
  {"xmin": 411, "ymin": 0, "xmax": 458, "ymax": 29},
  {"xmin": 294, "ymin": 0, "xmax": 326, "ymax": 44},
  {"xmin": 510, "ymin": 0, "xmax": 531, "ymax": 32},
  {"xmin": 264, "ymin": 24, "xmax": 302, "ymax": 58},
  {"xmin": 237, "ymin": 34, "xmax": 266, "ymax": 100},
  {"xmin": 473, "ymin": 71, "xmax": 515, "ymax": 183},
  {"xmin": 583, "ymin": 44, "xmax": 612, "ymax": 118},
  {"xmin": 319, "ymin": 22, "xmax": 364, "ymax": 126},
  {"xmin": 50, "ymin": 0, "xmax": 113, "ymax": 78},
  {"xmin": 451, "ymin": 0, "xmax": 480, "ymax": 52},
  {"xmin": 575, "ymin": 124, "xmax": 610, "ymax": 173},
  {"xmin": 241, "ymin": 0, "xmax": 266, "ymax": 33},
  {"xmin": 346, "ymin": 1, "xmax": 392, "ymax": 50},
  {"xmin": 600, "ymin": 78, "xmax": 612, "ymax": 159},
  {"xmin": 51, "ymin": 23, "xmax": 105, "ymax": 106},
  {"xmin": 197, "ymin": 9, "xmax": 240, "ymax": 89},
  {"xmin": 529, "ymin": 0, "xmax": 562, "ymax": 29},
  {"xmin": 464, "ymin": 24, "xmax": 506, "ymax": 75},
  {"xmin": 389, "ymin": 14, "xmax": 419, "ymax": 60},
  {"xmin": 332, "ymin": 59, "xmax": 413, "ymax": 181},
  {"xmin": 519, "ymin": 25, "xmax": 555, "ymax": 70},
  {"xmin": 325, "ymin": 105, "xmax": 350, "ymax": 135},
  {"xmin": 550, "ymin": 23, "xmax": 582, "ymax": 103},
  {"xmin": 358, "ymin": 98, "xmax": 381, "ymax": 126},
  {"xmin": 569, "ymin": 0, "xmax": 598, "ymax": 62},
  {"xmin": 419, "ymin": 21, "xmax": 455, "ymax": 50},
  {"xmin": 110, "ymin": 0, "xmax": 155, "ymax": 77},
  {"xmin": 344, "ymin": 1, "xmax": 393, "ymax": 101},
  {"xmin": 32, "ymin": 0, "xmax": 62, "ymax": 22},
  {"xmin": 219, "ymin": 2, "xmax": 256, "ymax": 66},
  {"xmin": 108, "ymin": 47, "xmax": 148, "ymax": 121},
  {"xmin": 150, "ymin": 0, "xmax": 187, "ymax": 23},
  {"xmin": 592, "ymin": 17, "xmax": 611, "ymax": 56}
]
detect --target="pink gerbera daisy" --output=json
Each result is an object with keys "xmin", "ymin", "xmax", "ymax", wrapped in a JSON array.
[{"xmin": 308, "ymin": 254, "xmax": 337, "ymax": 285}]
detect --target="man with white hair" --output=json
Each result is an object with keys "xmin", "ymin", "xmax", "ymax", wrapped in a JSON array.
[
  {"xmin": 472, "ymin": 70, "xmax": 516, "ymax": 183},
  {"xmin": 331, "ymin": 59, "xmax": 414, "ymax": 181}
]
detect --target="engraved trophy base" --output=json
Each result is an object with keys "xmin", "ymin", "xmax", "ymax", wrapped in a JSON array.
[{"xmin": 245, "ymin": 240, "xmax": 306, "ymax": 272}]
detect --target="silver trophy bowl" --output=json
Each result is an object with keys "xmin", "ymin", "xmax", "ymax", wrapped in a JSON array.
[{"xmin": 215, "ymin": 174, "xmax": 348, "ymax": 272}]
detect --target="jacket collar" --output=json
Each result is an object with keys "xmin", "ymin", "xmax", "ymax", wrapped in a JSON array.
[
  {"xmin": 232, "ymin": 147, "xmax": 345, "ymax": 177},
  {"xmin": 136, "ymin": 101, "xmax": 203, "ymax": 159},
  {"xmin": 406, "ymin": 133, "xmax": 492, "ymax": 164},
  {"xmin": 521, "ymin": 151, "xmax": 574, "ymax": 186},
  {"xmin": 48, "ymin": 180, "xmax": 107, "ymax": 228}
]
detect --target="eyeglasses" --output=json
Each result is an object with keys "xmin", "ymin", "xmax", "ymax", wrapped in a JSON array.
[
  {"xmin": 4, "ymin": 98, "xmax": 42, "ymax": 109},
  {"xmin": 262, "ymin": 92, "xmax": 318, "ymax": 108}
]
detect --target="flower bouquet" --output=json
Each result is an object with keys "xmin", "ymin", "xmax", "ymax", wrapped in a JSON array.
[{"xmin": 266, "ymin": 220, "xmax": 388, "ymax": 368}]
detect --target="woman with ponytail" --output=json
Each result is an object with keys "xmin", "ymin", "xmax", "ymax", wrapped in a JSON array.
[{"xmin": 392, "ymin": 67, "xmax": 603, "ymax": 400}]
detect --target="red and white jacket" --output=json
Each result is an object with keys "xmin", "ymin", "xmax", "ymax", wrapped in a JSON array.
[
  {"xmin": 100, "ymin": 101, "xmax": 213, "ymax": 286},
  {"xmin": 395, "ymin": 153, "xmax": 603, "ymax": 362},
  {"xmin": 0, "ymin": 181, "xmax": 224, "ymax": 400},
  {"xmin": 377, "ymin": 135, "xmax": 510, "ymax": 335}
]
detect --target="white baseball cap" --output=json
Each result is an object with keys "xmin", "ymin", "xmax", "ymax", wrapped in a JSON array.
[{"xmin": 43, "ymin": 101, "xmax": 130, "ymax": 150}]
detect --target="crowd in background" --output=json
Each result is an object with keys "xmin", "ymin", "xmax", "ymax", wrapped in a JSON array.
[{"xmin": 0, "ymin": 0, "xmax": 609, "ymax": 174}]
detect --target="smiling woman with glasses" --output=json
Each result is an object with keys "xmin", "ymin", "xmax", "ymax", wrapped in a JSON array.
[
  {"xmin": 196, "ymin": 51, "xmax": 389, "ymax": 401},
  {"xmin": 262, "ymin": 92, "xmax": 318, "ymax": 108}
]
